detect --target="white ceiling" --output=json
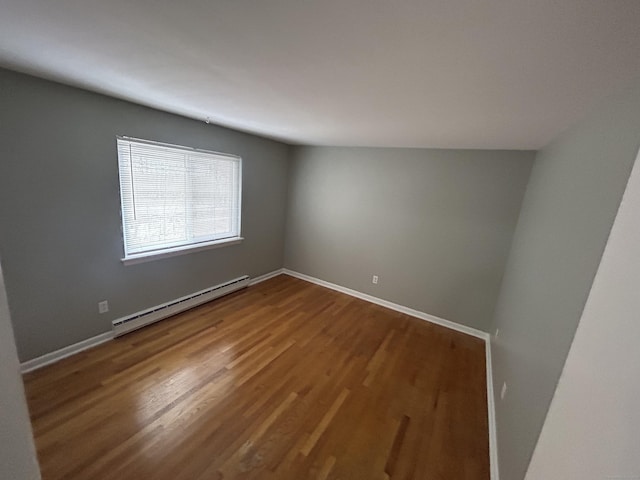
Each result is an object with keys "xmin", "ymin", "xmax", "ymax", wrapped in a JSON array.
[{"xmin": 2, "ymin": 0, "xmax": 640, "ymax": 149}]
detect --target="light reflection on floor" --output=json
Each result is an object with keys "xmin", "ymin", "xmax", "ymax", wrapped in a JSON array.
[{"xmin": 131, "ymin": 345, "xmax": 236, "ymax": 463}]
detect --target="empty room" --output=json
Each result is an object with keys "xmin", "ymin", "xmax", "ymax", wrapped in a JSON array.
[{"xmin": 1, "ymin": 1, "xmax": 640, "ymax": 479}]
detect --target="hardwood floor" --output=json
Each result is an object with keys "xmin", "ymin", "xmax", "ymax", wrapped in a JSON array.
[{"xmin": 23, "ymin": 274, "xmax": 490, "ymax": 480}]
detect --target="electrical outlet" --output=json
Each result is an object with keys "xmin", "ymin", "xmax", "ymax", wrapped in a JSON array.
[
  {"xmin": 98, "ymin": 300, "xmax": 109, "ymax": 314},
  {"xmin": 495, "ymin": 328, "xmax": 500, "ymax": 338},
  {"xmin": 372, "ymin": 275, "xmax": 379, "ymax": 284},
  {"xmin": 501, "ymin": 382, "xmax": 507, "ymax": 400}
]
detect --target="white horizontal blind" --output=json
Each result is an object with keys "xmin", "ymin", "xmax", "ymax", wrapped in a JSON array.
[{"xmin": 117, "ymin": 137, "xmax": 241, "ymax": 257}]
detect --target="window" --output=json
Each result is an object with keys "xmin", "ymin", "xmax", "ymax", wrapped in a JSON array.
[{"xmin": 117, "ymin": 137, "xmax": 242, "ymax": 264}]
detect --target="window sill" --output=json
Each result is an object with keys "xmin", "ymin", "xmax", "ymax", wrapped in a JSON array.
[{"xmin": 121, "ymin": 237, "xmax": 244, "ymax": 266}]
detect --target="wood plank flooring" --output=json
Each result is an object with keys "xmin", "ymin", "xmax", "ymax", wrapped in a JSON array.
[{"xmin": 23, "ymin": 274, "xmax": 490, "ymax": 480}]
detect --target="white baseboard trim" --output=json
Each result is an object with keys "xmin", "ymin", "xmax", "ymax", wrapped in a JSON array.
[
  {"xmin": 486, "ymin": 337, "xmax": 500, "ymax": 480},
  {"xmin": 282, "ymin": 269, "xmax": 488, "ymax": 340},
  {"xmin": 249, "ymin": 268, "xmax": 285, "ymax": 286},
  {"xmin": 20, "ymin": 331, "xmax": 113, "ymax": 374}
]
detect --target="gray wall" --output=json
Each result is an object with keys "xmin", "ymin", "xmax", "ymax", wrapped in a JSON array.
[
  {"xmin": 284, "ymin": 146, "xmax": 534, "ymax": 331},
  {"xmin": 490, "ymin": 79, "xmax": 640, "ymax": 480},
  {"xmin": 0, "ymin": 260, "xmax": 41, "ymax": 480},
  {"xmin": 525, "ymin": 149, "xmax": 640, "ymax": 480},
  {"xmin": 0, "ymin": 68, "xmax": 290, "ymax": 362}
]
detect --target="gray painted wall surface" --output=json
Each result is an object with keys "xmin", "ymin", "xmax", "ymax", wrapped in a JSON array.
[
  {"xmin": 0, "ymin": 68, "xmax": 290, "ymax": 362},
  {"xmin": 284, "ymin": 146, "xmax": 534, "ymax": 331},
  {"xmin": 490, "ymin": 79, "xmax": 640, "ymax": 480},
  {"xmin": 525, "ymin": 148, "xmax": 640, "ymax": 480},
  {"xmin": 0, "ymin": 260, "xmax": 41, "ymax": 480}
]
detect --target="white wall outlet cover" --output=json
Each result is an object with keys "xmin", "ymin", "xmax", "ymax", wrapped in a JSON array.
[
  {"xmin": 372, "ymin": 275, "xmax": 379, "ymax": 284},
  {"xmin": 98, "ymin": 301, "xmax": 109, "ymax": 314}
]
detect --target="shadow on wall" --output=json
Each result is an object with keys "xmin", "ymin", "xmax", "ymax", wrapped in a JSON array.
[{"xmin": 489, "ymin": 77, "xmax": 640, "ymax": 480}]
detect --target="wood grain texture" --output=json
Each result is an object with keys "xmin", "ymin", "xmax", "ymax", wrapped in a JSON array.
[{"xmin": 23, "ymin": 274, "xmax": 489, "ymax": 480}]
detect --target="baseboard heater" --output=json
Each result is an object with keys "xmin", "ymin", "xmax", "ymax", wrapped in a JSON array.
[{"xmin": 112, "ymin": 275, "xmax": 250, "ymax": 337}]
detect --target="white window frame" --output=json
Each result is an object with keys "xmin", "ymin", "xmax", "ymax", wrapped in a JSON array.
[{"xmin": 116, "ymin": 136, "xmax": 243, "ymax": 265}]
